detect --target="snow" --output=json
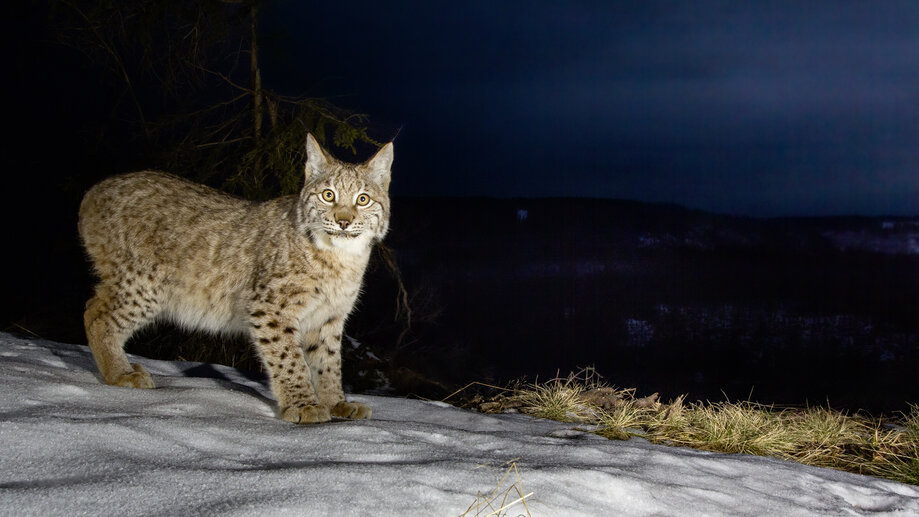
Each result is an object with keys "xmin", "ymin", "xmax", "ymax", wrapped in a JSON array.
[{"xmin": 1, "ymin": 332, "xmax": 917, "ymax": 516}]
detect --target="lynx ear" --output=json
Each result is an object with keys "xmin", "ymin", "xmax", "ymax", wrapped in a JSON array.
[
  {"xmin": 304, "ymin": 133, "xmax": 330, "ymax": 179},
  {"xmin": 366, "ymin": 142, "xmax": 393, "ymax": 190}
]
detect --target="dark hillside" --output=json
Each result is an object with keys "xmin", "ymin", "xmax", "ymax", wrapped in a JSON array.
[{"xmin": 353, "ymin": 198, "xmax": 919, "ymax": 412}]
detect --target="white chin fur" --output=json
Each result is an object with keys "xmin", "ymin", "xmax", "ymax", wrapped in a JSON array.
[{"xmin": 327, "ymin": 231, "xmax": 373, "ymax": 254}]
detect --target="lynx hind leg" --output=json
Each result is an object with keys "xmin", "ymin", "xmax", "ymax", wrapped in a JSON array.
[
  {"xmin": 84, "ymin": 283, "xmax": 156, "ymax": 389},
  {"xmin": 306, "ymin": 318, "xmax": 371, "ymax": 420}
]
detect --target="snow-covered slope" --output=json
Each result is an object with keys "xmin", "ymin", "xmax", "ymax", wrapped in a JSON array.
[{"xmin": 1, "ymin": 333, "xmax": 917, "ymax": 516}]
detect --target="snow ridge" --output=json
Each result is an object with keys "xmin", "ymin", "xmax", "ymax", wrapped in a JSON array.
[{"xmin": 1, "ymin": 333, "xmax": 917, "ymax": 516}]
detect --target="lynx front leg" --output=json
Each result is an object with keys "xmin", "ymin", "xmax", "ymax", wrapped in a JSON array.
[
  {"xmin": 304, "ymin": 317, "xmax": 371, "ymax": 420},
  {"xmin": 250, "ymin": 309, "xmax": 330, "ymax": 424},
  {"xmin": 84, "ymin": 283, "xmax": 156, "ymax": 389}
]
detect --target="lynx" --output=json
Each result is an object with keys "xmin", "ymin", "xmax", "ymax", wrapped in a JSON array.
[{"xmin": 78, "ymin": 134, "xmax": 393, "ymax": 424}]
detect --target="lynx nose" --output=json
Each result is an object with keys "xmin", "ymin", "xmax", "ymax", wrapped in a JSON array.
[{"xmin": 334, "ymin": 208, "xmax": 355, "ymax": 230}]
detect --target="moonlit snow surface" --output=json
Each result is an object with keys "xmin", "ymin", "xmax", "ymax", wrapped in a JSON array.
[{"xmin": 1, "ymin": 333, "xmax": 917, "ymax": 516}]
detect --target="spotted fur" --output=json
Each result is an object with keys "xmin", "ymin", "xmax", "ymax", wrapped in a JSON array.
[{"xmin": 78, "ymin": 134, "xmax": 392, "ymax": 424}]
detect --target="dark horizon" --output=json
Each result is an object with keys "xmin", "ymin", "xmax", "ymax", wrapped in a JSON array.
[{"xmin": 384, "ymin": 193, "xmax": 919, "ymax": 220}]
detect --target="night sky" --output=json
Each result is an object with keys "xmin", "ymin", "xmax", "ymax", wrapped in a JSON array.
[{"xmin": 261, "ymin": 1, "xmax": 919, "ymax": 217}]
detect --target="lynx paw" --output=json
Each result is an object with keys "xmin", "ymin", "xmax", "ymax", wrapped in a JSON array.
[
  {"xmin": 110, "ymin": 364, "xmax": 155, "ymax": 389},
  {"xmin": 281, "ymin": 404, "xmax": 331, "ymax": 424},
  {"xmin": 331, "ymin": 401, "xmax": 372, "ymax": 420}
]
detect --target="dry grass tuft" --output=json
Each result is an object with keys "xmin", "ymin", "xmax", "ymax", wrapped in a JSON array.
[
  {"xmin": 460, "ymin": 372, "xmax": 919, "ymax": 486},
  {"xmin": 904, "ymin": 404, "xmax": 919, "ymax": 440},
  {"xmin": 511, "ymin": 375, "xmax": 598, "ymax": 423},
  {"xmin": 461, "ymin": 459, "xmax": 533, "ymax": 517}
]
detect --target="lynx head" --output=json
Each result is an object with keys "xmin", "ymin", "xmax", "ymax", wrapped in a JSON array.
[{"xmin": 297, "ymin": 134, "xmax": 393, "ymax": 253}]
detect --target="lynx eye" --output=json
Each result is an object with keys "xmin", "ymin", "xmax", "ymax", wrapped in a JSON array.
[
  {"xmin": 320, "ymin": 189, "xmax": 336, "ymax": 202},
  {"xmin": 355, "ymin": 193, "xmax": 371, "ymax": 206}
]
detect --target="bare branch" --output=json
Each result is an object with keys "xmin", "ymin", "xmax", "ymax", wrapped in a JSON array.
[{"xmin": 195, "ymin": 136, "xmax": 251, "ymax": 149}]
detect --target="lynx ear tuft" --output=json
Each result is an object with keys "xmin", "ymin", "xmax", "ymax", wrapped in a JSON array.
[
  {"xmin": 366, "ymin": 142, "xmax": 393, "ymax": 190},
  {"xmin": 305, "ymin": 134, "xmax": 330, "ymax": 179}
]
